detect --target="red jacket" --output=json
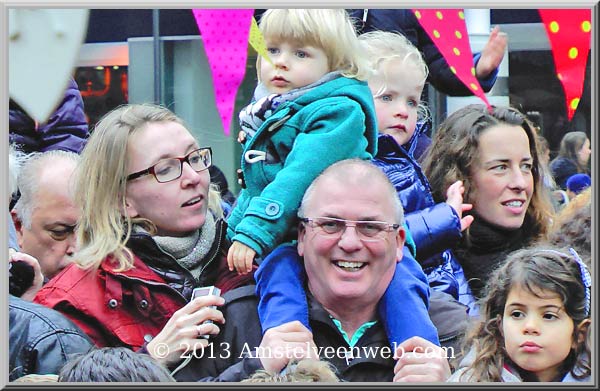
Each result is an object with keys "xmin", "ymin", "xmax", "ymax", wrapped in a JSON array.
[{"xmin": 34, "ymin": 220, "xmax": 255, "ymax": 350}]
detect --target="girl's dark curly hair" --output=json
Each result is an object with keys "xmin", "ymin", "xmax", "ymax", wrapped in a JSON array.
[{"xmin": 453, "ymin": 246, "xmax": 591, "ymax": 382}]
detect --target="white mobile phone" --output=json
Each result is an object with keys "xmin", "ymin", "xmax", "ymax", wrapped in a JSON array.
[
  {"xmin": 192, "ymin": 286, "xmax": 221, "ymax": 300},
  {"xmin": 192, "ymin": 286, "xmax": 221, "ymax": 339}
]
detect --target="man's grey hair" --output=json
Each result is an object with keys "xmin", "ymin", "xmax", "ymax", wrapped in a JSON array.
[
  {"xmin": 14, "ymin": 150, "xmax": 80, "ymax": 229},
  {"xmin": 9, "ymin": 144, "xmax": 27, "ymax": 197},
  {"xmin": 298, "ymin": 159, "xmax": 405, "ymax": 226}
]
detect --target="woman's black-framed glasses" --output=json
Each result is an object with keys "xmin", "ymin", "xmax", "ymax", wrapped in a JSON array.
[{"xmin": 126, "ymin": 147, "xmax": 212, "ymax": 183}]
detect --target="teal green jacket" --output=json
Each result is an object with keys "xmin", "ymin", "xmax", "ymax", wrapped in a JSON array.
[{"xmin": 227, "ymin": 77, "xmax": 379, "ymax": 256}]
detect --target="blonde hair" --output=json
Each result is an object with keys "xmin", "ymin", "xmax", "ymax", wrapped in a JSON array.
[
  {"xmin": 12, "ymin": 374, "xmax": 59, "ymax": 383},
  {"xmin": 242, "ymin": 359, "xmax": 339, "ymax": 383},
  {"xmin": 74, "ymin": 103, "xmax": 222, "ymax": 271},
  {"xmin": 257, "ymin": 9, "xmax": 370, "ymax": 81},
  {"xmin": 359, "ymin": 30, "xmax": 429, "ymax": 121}
]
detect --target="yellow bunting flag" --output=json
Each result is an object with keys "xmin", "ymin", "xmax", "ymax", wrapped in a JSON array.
[{"xmin": 248, "ymin": 17, "xmax": 273, "ymax": 65}]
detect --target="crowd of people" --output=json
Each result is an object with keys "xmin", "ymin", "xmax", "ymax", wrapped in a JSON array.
[{"xmin": 8, "ymin": 9, "xmax": 591, "ymax": 384}]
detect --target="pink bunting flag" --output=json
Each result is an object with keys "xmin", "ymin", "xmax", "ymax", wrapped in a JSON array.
[
  {"xmin": 413, "ymin": 9, "xmax": 491, "ymax": 108},
  {"xmin": 539, "ymin": 9, "xmax": 591, "ymax": 121},
  {"xmin": 192, "ymin": 9, "xmax": 254, "ymax": 136}
]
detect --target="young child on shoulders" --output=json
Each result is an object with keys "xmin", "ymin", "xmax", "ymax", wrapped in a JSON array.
[
  {"xmin": 226, "ymin": 8, "xmax": 378, "ymax": 273},
  {"xmin": 359, "ymin": 30, "xmax": 474, "ymax": 307},
  {"xmin": 228, "ymin": 9, "xmax": 439, "ymax": 352},
  {"xmin": 448, "ymin": 246, "xmax": 591, "ymax": 382}
]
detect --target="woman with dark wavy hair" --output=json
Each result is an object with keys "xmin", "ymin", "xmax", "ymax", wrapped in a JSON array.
[{"xmin": 422, "ymin": 104, "xmax": 554, "ymax": 314}]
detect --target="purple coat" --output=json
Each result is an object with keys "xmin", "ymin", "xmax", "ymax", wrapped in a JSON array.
[{"xmin": 9, "ymin": 78, "xmax": 89, "ymax": 154}]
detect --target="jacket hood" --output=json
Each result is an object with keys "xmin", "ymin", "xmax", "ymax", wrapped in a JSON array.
[
  {"xmin": 292, "ymin": 77, "xmax": 379, "ymax": 157},
  {"xmin": 377, "ymin": 120, "xmax": 427, "ymax": 156}
]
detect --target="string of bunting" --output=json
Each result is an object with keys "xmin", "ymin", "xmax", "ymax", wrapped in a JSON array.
[{"xmin": 192, "ymin": 8, "xmax": 591, "ymax": 135}]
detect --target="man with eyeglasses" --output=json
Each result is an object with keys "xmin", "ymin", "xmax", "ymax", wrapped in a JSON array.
[
  {"xmin": 11, "ymin": 150, "xmax": 81, "ymax": 286},
  {"xmin": 175, "ymin": 159, "xmax": 464, "ymax": 382}
]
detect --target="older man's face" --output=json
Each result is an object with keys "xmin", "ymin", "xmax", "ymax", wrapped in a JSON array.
[
  {"xmin": 298, "ymin": 175, "xmax": 405, "ymax": 312},
  {"xmin": 13, "ymin": 163, "xmax": 79, "ymax": 280}
]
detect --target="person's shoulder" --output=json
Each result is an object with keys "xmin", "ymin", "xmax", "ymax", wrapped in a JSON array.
[
  {"xmin": 310, "ymin": 76, "xmax": 369, "ymax": 96},
  {"xmin": 35, "ymin": 263, "xmax": 101, "ymax": 307},
  {"xmin": 10, "ymin": 295, "xmax": 89, "ymax": 334},
  {"xmin": 219, "ymin": 285, "xmax": 260, "ymax": 332},
  {"xmin": 551, "ymin": 156, "xmax": 577, "ymax": 169},
  {"xmin": 299, "ymin": 78, "xmax": 372, "ymax": 113},
  {"xmin": 428, "ymin": 291, "xmax": 470, "ymax": 347},
  {"xmin": 446, "ymin": 347, "xmax": 477, "ymax": 382},
  {"xmin": 222, "ymin": 284, "xmax": 257, "ymax": 305},
  {"xmin": 447, "ymin": 367, "xmax": 470, "ymax": 382},
  {"xmin": 333, "ymin": 76, "xmax": 369, "ymax": 92},
  {"xmin": 40, "ymin": 262, "xmax": 97, "ymax": 290}
]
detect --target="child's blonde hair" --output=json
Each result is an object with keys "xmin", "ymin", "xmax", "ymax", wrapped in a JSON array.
[
  {"xmin": 242, "ymin": 359, "xmax": 340, "ymax": 383},
  {"xmin": 454, "ymin": 245, "xmax": 591, "ymax": 381},
  {"xmin": 359, "ymin": 30, "xmax": 429, "ymax": 121},
  {"xmin": 257, "ymin": 9, "xmax": 370, "ymax": 81},
  {"xmin": 12, "ymin": 374, "xmax": 59, "ymax": 383}
]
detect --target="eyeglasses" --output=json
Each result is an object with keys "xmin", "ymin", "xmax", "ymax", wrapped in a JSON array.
[
  {"xmin": 300, "ymin": 217, "xmax": 400, "ymax": 242},
  {"xmin": 127, "ymin": 147, "xmax": 212, "ymax": 183}
]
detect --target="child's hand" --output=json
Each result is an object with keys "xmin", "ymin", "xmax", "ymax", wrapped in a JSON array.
[
  {"xmin": 476, "ymin": 26, "xmax": 507, "ymax": 79},
  {"xmin": 445, "ymin": 180, "xmax": 474, "ymax": 232},
  {"xmin": 237, "ymin": 130, "xmax": 247, "ymax": 144},
  {"xmin": 227, "ymin": 241, "xmax": 256, "ymax": 275}
]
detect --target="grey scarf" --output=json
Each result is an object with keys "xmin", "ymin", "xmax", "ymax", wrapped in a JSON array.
[{"xmin": 150, "ymin": 212, "xmax": 217, "ymax": 282}]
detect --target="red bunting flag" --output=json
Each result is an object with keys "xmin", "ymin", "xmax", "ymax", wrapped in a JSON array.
[
  {"xmin": 413, "ymin": 9, "xmax": 491, "ymax": 108},
  {"xmin": 192, "ymin": 9, "xmax": 254, "ymax": 136},
  {"xmin": 539, "ymin": 9, "xmax": 591, "ymax": 121}
]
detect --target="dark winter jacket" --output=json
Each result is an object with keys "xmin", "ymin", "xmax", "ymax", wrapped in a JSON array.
[
  {"xmin": 372, "ymin": 127, "xmax": 467, "ymax": 300},
  {"xmin": 34, "ymin": 219, "xmax": 254, "ymax": 350},
  {"xmin": 349, "ymin": 9, "xmax": 498, "ymax": 96},
  {"xmin": 9, "ymin": 295, "xmax": 94, "ymax": 381},
  {"xmin": 174, "ymin": 285, "xmax": 468, "ymax": 382},
  {"xmin": 549, "ymin": 156, "xmax": 580, "ymax": 190},
  {"xmin": 9, "ymin": 78, "xmax": 89, "ymax": 154},
  {"xmin": 454, "ymin": 215, "xmax": 535, "ymax": 315}
]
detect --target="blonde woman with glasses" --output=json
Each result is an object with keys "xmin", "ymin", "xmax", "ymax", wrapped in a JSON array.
[{"xmin": 35, "ymin": 104, "xmax": 254, "ymax": 371}]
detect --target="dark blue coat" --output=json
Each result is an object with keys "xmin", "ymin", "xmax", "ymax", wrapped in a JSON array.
[
  {"xmin": 349, "ymin": 9, "xmax": 498, "ymax": 96},
  {"xmin": 9, "ymin": 78, "xmax": 89, "ymax": 154},
  {"xmin": 549, "ymin": 156, "xmax": 580, "ymax": 190},
  {"xmin": 372, "ymin": 125, "xmax": 468, "ymax": 299}
]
